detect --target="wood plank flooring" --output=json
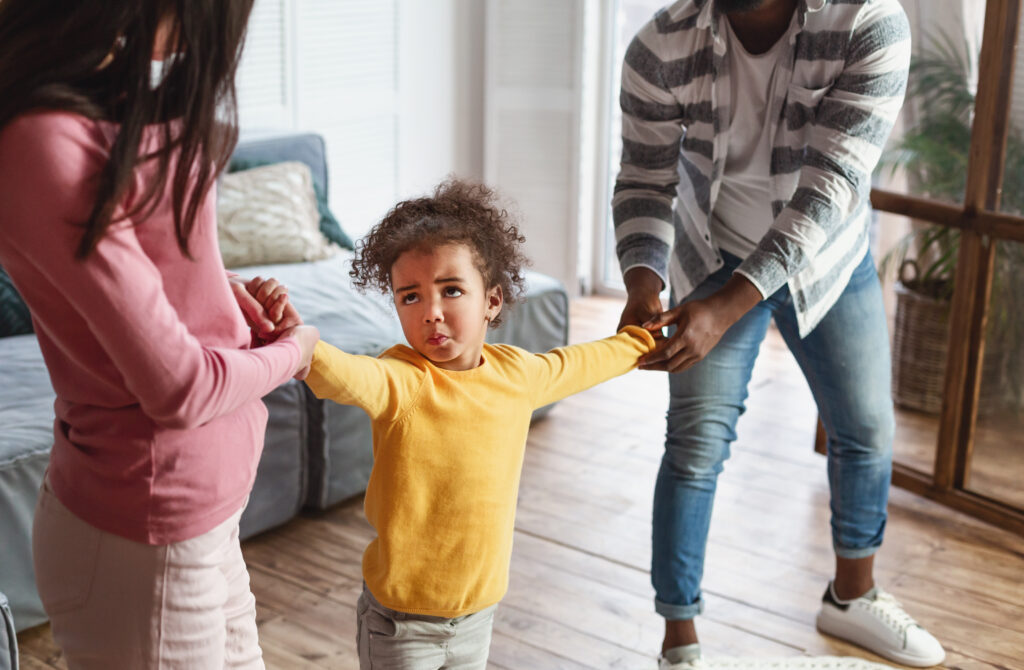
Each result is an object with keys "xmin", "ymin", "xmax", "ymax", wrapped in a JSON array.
[{"xmin": 17, "ymin": 296, "xmax": 1024, "ymax": 669}]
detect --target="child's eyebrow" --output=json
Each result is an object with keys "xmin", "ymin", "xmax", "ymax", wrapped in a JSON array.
[{"xmin": 394, "ymin": 276, "xmax": 463, "ymax": 293}]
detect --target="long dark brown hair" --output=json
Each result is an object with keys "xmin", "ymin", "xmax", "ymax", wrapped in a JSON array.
[{"xmin": 0, "ymin": 0, "xmax": 255, "ymax": 258}]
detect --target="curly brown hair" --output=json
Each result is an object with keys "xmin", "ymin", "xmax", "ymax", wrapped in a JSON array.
[{"xmin": 350, "ymin": 178, "xmax": 529, "ymax": 327}]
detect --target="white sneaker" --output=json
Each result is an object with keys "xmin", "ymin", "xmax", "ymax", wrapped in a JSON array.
[
  {"xmin": 670, "ymin": 657, "xmax": 905, "ymax": 669},
  {"xmin": 658, "ymin": 643, "xmax": 703, "ymax": 669},
  {"xmin": 816, "ymin": 581, "xmax": 945, "ymax": 667}
]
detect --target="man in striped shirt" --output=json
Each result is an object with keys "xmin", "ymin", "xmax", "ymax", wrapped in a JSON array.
[{"xmin": 614, "ymin": 0, "xmax": 946, "ymax": 667}]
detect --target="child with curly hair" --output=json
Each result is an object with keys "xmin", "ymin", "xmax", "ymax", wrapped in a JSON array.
[{"xmin": 251, "ymin": 178, "xmax": 655, "ymax": 669}]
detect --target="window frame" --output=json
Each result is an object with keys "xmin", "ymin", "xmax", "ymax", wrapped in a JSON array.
[{"xmin": 856, "ymin": 0, "xmax": 1024, "ymax": 535}]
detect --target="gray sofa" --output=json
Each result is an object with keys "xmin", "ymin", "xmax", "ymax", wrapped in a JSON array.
[{"xmin": 0, "ymin": 133, "xmax": 569, "ymax": 647}]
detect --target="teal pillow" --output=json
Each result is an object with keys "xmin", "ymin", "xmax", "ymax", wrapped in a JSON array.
[
  {"xmin": 226, "ymin": 158, "xmax": 354, "ymax": 250},
  {"xmin": 0, "ymin": 265, "xmax": 33, "ymax": 337}
]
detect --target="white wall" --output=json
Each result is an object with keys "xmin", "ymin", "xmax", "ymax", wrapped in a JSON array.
[
  {"xmin": 452, "ymin": 1, "xmax": 487, "ymax": 182},
  {"xmin": 237, "ymin": 0, "xmax": 488, "ymax": 243},
  {"xmin": 484, "ymin": 0, "xmax": 586, "ymax": 293},
  {"xmin": 397, "ymin": 0, "xmax": 486, "ymax": 198}
]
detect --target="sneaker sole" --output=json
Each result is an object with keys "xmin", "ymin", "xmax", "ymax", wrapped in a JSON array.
[{"xmin": 816, "ymin": 612, "xmax": 945, "ymax": 667}]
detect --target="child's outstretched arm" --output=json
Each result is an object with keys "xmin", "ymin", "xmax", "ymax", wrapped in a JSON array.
[
  {"xmin": 525, "ymin": 325, "xmax": 657, "ymax": 409},
  {"xmin": 305, "ymin": 341, "xmax": 418, "ymax": 421}
]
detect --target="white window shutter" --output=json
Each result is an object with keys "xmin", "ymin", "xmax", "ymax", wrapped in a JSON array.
[
  {"xmin": 294, "ymin": 0, "xmax": 399, "ymax": 242},
  {"xmin": 237, "ymin": 0, "xmax": 293, "ymax": 129},
  {"xmin": 485, "ymin": 0, "xmax": 585, "ymax": 293}
]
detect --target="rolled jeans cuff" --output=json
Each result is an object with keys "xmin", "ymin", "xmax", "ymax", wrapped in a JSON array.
[
  {"xmin": 655, "ymin": 595, "xmax": 705, "ymax": 621},
  {"xmin": 833, "ymin": 542, "xmax": 881, "ymax": 560}
]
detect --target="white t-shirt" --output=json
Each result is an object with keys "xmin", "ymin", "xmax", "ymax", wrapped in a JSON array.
[{"xmin": 711, "ymin": 14, "xmax": 797, "ymax": 259}]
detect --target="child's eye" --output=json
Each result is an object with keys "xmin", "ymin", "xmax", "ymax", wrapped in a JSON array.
[
  {"xmin": 400, "ymin": 293, "xmax": 419, "ymax": 305},
  {"xmin": 443, "ymin": 286, "xmax": 463, "ymax": 298}
]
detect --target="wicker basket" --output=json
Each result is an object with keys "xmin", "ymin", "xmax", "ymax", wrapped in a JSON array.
[{"xmin": 892, "ymin": 281, "xmax": 950, "ymax": 414}]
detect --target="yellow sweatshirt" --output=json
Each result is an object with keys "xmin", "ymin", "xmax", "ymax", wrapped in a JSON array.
[{"xmin": 305, "ymin": 325, "xmax": 655, "ymax": 617}]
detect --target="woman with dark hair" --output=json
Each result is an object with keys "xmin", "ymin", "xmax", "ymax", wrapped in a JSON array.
[{"xmin": 0, "ymin": 2, "xmax": 318, "ymax": 667}]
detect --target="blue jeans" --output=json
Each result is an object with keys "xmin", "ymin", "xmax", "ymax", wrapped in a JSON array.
[{"xmin": 652, "ymin": 250, "xmax": 894, "ymax": 620}]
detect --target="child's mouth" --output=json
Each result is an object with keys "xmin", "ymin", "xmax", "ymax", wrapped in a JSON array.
[{"xmin": 427, "ymin": 334, "xmax": 448, "ymax": 345}]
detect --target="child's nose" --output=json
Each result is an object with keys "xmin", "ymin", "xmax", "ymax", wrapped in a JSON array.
[{"xmin": 424, "ymin": 301, "xmax": 443, "ymax": 323}]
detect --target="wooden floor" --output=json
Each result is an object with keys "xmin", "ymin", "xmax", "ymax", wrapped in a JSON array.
[
  {"xmin": 17, "ymin": 296, "xmax": 1024, "ymax": 669},
  {"xmin": 889, "ymin": 405, "xmax": 1024, "ymax": 512}
]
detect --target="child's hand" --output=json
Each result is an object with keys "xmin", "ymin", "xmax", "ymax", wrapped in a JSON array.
[
  {"xmin": 228, "ymin": 275, "xmax": 277, "ymax": 337},
  {"xmin": 279, "ymin": 324, "xmax": 320, "ymax": 379},
  {"xmin": 247, "ymin": 276, "xmax": 289, "ymax": 322},
  {"xmin": 244, "ymin": 276, "xmax": 304, "ymax": 344}
]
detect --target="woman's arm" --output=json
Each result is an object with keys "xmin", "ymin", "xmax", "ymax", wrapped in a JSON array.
[{"xmin": 0, "ymin": 113, "xmax": 307, "ymax": 429}]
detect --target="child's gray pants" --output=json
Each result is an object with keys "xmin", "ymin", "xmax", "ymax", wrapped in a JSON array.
[{"xmin": 357, "ymin": 585, "xmax": 497, "ymax": 669}]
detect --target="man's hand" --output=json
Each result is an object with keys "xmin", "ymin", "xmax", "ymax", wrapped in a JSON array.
[
  {"xmin": 618, "ymin": 267, "xmax": 667, "ymax": 335},
  {"xmin": 637, "ymin": 273, "xmax": 763, "ymax": 374},
  {"xmin": 639, "ymin": 298, "xmax": 733, "ymax": 373}
]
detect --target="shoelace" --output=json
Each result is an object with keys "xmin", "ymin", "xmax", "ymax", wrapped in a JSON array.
[{"xmin": 863, "ymin": 589, "xmax": 919, "ymax": 634}]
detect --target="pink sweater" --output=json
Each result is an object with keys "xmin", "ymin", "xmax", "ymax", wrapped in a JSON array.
[{"xmin": 0, "ymin": 111, "xmax": 301, "ymax": 544}]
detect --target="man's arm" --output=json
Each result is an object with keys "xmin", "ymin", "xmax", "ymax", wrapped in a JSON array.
[
  {"xmin": 614, "ymin": 17, "xmax": 688, "ymax": 336},
  {"xmin": 614, "ymin": 18, "xmax": 689, "ymax": 296}
]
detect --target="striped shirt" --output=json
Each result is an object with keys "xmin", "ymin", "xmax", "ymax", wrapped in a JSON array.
[{"xmin": 613, "ymin": 0, "xmax": 910, "ymax": 336}]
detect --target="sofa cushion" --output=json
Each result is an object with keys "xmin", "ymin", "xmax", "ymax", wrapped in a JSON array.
[
  {"xmin": 218, "ymin": 161, "xmax": 336, "ymax": 269},
  {"xmin": 239, "ymin": 379, "xmax": 309, "ymax": 540},
  {"xmin": 228, "ymin": 157, "xmax": 353, "ymax": 251},
  {"xmin": 229, "ymin": 132, "xmax": 354, "ymax": 251},
  {"xmin": 232, "ymin": 133, "xmax": 329, "ymax": 199}
]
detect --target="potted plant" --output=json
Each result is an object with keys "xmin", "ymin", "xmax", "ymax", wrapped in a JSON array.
[{"xmin": 879, "ymin": 30, "xmax": 1024, "ymax": 415}]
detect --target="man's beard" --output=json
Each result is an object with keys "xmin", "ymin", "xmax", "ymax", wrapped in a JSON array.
[{"xmin": 714, "ymin": 0, "xmax": 768, "ymax": 12}]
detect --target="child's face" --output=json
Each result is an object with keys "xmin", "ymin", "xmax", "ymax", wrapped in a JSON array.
[{"xmin": 390, "ymin": 243, "xmax": 502, "ymax": 371}]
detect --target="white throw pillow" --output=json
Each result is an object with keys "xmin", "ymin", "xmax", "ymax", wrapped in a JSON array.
[{"xmin": 217, "ymin": 161, "xmax": 336, "ymax": 268}]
